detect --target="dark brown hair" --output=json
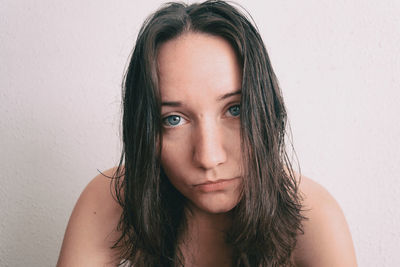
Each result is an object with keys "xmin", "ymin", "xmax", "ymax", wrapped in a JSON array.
[{"xmin": 112, "ymin": 1, "xmax": 305, "ymax": 266}]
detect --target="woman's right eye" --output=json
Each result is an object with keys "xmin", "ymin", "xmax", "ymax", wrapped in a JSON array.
[{"xmin": 162, "ymin": 115, "xmax": 186, "ymax": 127}]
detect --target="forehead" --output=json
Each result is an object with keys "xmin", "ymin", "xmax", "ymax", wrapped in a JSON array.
[{"xmin": 157, "ymin": 32, "xmax": 242, "ymax": 101}]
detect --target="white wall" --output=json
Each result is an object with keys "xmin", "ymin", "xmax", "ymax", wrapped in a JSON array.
[{"xmin": 0, "ymin": 0, "xmax": 399, "ymax": 266}]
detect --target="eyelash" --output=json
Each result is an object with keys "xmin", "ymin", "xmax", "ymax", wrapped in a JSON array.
[{"xmin": 162, "ymin": 104, "xmax": 241, "ymax": 128}]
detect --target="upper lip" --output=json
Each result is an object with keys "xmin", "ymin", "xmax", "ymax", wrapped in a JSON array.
[{"xmin": 194, "ymin": 177, "xmax": 238, "ymax": 186}]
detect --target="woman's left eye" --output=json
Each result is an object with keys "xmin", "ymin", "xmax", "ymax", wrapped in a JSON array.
[{"xmin": 227, "ymin": 104, "xmax": 240, "ymax": 117}]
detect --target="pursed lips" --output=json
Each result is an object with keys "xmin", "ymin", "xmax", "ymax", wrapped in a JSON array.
[
  {"xmin": 194, "ymin": 177, "xmax": 239, "ymax": 186},
  {"xmin": 192, "ymin": 177, "xmax": 240, "ymax": 192}
]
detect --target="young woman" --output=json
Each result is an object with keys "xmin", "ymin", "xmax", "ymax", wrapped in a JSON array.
[{"xmin": 57, "ymin": 1, "xmax": 357, "ymax": 266}]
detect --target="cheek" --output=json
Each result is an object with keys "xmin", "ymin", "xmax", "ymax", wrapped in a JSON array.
[
  {"xmin": 161, "ymin": 143, "xmax": 194, "ymax": 199},
  {"xmin": 224, "ymin": 123, "xmax": 243, "ymax": 170},
  {"xmin": 161, "ymin": 136, "xmax": 191, "ymax": 183}
]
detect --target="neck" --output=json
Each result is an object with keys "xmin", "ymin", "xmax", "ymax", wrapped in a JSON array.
[
  {"xmin": 177, "ymin": 204, "xmax": 234, "ymax": 266},
  {"xmin": 189, "ymin": 202, "xmax": 232, "ymax": 228}
]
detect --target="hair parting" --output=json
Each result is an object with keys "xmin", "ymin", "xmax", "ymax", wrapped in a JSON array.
[{"xmin": 110, "ymin": 1, "xmax": 306, "ymax": 266}]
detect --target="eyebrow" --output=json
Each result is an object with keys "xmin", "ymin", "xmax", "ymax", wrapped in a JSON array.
[{"xmin": 161, "ymin": 89, "xmax": 241, "ymax": 107}]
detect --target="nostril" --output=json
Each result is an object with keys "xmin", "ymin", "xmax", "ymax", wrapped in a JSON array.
[{"xmin": 192, "ymin": 137, "xmax": 227, "ymax": 169}]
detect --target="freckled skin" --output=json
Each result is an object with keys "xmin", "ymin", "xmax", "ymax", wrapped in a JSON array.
[{"xmin": 158, "ymin": 32, "xmax": 243, "ymax": 215}]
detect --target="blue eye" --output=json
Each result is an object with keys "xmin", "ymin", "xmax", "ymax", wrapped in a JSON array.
[
  {"xmin": 228, "ymin": 105, "xmax": 240, "ymax": 117},
  {"xmin": 163, "ymin": 115, "xmax": 182, "ymax": 127}
]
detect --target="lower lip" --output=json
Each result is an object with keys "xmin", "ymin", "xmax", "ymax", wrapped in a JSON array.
[{"xmin": 194, "ymin": 178, "xmax": 239, "ymax": 192}]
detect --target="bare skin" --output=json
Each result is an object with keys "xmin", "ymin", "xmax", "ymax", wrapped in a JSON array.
[
  {"xmin": 56, "ymin": 168, "xmax": 123, "ymax": 267},
  {"xmin": 57, "ymin": 170, "xmax": 357, "ymax": 266},
  {"xmin": 57, "ymin": 33, "xmax": 357, "ymax": 266},
  {"xmin": 292, "ymin": 177, "xmax": 358, "ymax": 267}
]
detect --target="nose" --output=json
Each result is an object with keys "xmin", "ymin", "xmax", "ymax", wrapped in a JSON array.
[{"xmin": 192, "ymin": 120, "xmax": 227, "ymax": 170}]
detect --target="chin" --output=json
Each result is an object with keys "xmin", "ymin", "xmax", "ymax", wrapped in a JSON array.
[
  {"xmin": 205, "ymin": 205, "xmax": 236, "ymax": 214},
  {"xmin": 189, "ymin": 192, "xmax": 240, "ymax": 214}
]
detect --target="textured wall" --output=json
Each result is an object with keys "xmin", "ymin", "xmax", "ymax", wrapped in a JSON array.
[{"xmin": 0, "ymin": 0, "xmax": 399, "ymax": 266}]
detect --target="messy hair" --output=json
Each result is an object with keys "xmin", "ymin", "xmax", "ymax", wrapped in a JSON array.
[{"xmin": 112, "ymin": 1, "xmax": 305, "ymax": 266}]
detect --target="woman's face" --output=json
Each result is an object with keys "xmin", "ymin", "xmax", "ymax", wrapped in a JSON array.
[{"xmin": 158, "ymin": 32, "xmax": 243, "ymax": 215}]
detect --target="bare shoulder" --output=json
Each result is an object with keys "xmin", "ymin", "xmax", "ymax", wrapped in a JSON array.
[
  {"xmin": 293, "ymin": 176, "xmax": 358, "ymax": 267},
  {"xmin": 57, "ymin": 168, "xmax": 123, "ymax": 267}
]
